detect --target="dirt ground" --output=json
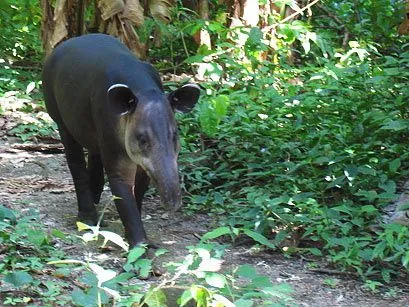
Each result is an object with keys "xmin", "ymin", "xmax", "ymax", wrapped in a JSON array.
[{"xmin": 0, "ymin": 132, "xmax": 409, "ymax": 306}]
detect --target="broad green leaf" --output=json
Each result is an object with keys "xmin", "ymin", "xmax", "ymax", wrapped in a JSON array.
[
  {"xmin": 4, "ymin": 271, "xmax": 33, "ymax": 287},
  {"xmin": 155, "ymin": 248, "xmax": 168, "ymax": 257},
  {"xmin": 354, "ymin": 190, "xmax": 378, "ymax": 202},
  {"xmin": 379, "ymin": 180, "xmax": 396, "ymax": 194},
  {"xmin": 104, "ymin": 272, "xmax": 134, "ymax": 285},
  {"xmin": 71, "ymin": 289, "xmax": 94, "ymax": 306},
  {"xmin": 262, "ymin": 283, "xmax": 294, "ymax": 296},
  {"xmin": 242, "ymin": 229, "xmax": 275, "ymax": 249},
  {"xmin": 236, "ymin": 264, "xmax": 257, "ymax": 278},
  {"xmin": 127, "ymin": 246, "xmax": 147, "ymax": 264},
  {"xmin": 332, "ymin": 205, "xmax": 352, "ymax": 215},
  {"xmin": 359, "ymin": 205, "xmax": 377, "ymax": 214},
  {"xmin": 136, "ymin": 259, "xmax": 152, "ymax": 279},
  {"xmin": 201, "ymin": 226, "xmax": 232, "ymax": 241},
  {"xmin": 308, "ymin": 248, "xmax": 322, "ymax": 256},
  {"xmin": 212, "ymin": 95, "xmax": 230, "ymax": 119},
  {"xmin": 247, "ymin": 27, "xmax": 263, "ymax": 46},
  {"xmin": 381, "ymin": 119, "xmax": 409, "ymax": 131},
  {"xmin": 389, "ymin": 158, "xmax": 401, "ymax": 173},
  {"xmin": 51, "ymin": 228, "xmax": 66, "ymax": 239},
  {"xmin": 184, "ymin": 54, "xmax": 206, "ymax": 64},
  {"xmin": 358, "ymin": 166, "xmax": 377, "ymax": 176},
  {"xmin": 25, "ymin": 228, "xmax": 48, "ymax": 246},
  {"xmin": 250, "ymin": 275, "xmax": 273, "ymax": 288}
]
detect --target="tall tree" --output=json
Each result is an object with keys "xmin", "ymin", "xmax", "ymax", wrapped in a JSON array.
[{"xmin": 41, "ymin": 0, "xmax": 172, "ymax": 58}]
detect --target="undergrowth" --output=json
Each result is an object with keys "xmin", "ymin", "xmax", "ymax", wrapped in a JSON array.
[
  {"xmin": 0, "ymin": 205, "xmax": 293, "ymax": 306},
  {"xmin": 178, "ymin": 37, "xmax": 409, "ymax": 283}
]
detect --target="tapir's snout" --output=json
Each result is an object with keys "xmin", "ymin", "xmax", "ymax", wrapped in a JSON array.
[
  {"xmin": 160, "ymin": 188, "xmax": 182, "ymax": 213},
  {"xmin": 158, "ymin": 170, "xmax": 183, "ymax": 212},
  {"xmin": 150, "ymin": 156, "xmax": 183, "ymax": 213}
]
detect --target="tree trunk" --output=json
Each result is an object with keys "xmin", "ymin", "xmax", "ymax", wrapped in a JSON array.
[
  {"xmin": 197, "ymin": 0, "xmax": 211, "ymax": 48},
  {"xmin": 398, "ymin": 0, "xmax": 409, "ymax": 35},
  {"xmin": 41, "ymin": 0, "xmax": 83, "ymax": 56},
  {"xmin": 40, "ymin": 0, "xmax": 152, "ymax": 58}
]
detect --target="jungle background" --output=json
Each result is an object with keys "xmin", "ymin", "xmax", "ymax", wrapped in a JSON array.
[{"xmin": 1, "ymin": 0, "xmax": 409, "ymax": 306}]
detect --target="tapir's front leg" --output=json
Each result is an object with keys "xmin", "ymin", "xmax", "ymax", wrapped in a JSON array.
[{"xmin": 104, "ymin": 160, "xmax": 147, "ymax": 247}]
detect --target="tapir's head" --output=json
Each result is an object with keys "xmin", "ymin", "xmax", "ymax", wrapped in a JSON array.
[{"xmin": 107, "ymin": 83, "xmax": 200, "ymax": 211}]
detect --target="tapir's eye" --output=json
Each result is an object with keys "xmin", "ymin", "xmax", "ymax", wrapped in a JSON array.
[{"xmin": 137, "ymin": 134, "xmax": 148, "ymax": 148}]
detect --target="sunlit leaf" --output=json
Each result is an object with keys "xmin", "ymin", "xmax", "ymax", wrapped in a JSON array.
[
  {"xmin": 197, "ymin": 258, "xmax": 223, "ymax": 272},
  {"xmin": 205, "ymin": 272, "xmax": 226, "ymax": 288},
  {"xmin": 99, "ymin": 230, "xmax": 129, "ymax": 251},
  {"xmin": 88, "ymin": 263, "xmax": 117, "ymax": 284},
  {"xmin": 212, "ymin": 294, "xmax": 235, "ymax": 306},
  {"xmin": 76, "ymin": 221, "xmax": 93, "ymax": 231},
  {"xmin": 26, "ymin": 81, "xmax": 35, "ymax": 94}
]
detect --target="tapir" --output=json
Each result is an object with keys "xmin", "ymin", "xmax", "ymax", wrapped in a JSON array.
[{"xmin": 42, "ymin": 34, "xmax": 200, "ymax": 247}]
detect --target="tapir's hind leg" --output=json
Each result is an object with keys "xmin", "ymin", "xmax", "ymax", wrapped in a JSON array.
[
  {"xmin": 58, "ymin": 124, "xmax": 98, "ymax": 225},
  {"xmin": 88, "ymin": 153, "xmax": 104, "ymax": 204}
]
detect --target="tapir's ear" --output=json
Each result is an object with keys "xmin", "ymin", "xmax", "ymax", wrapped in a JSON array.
[
  {"xmin": 168, "ymin": 84, "xmax": 200, "ymax": 113},
  {"xmin": 107, "ymin": 84, "xmax": 137, "ymax": 115}
]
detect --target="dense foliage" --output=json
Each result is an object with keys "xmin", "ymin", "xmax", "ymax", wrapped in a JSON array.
[{"xmin": 1, "ymin": 0, "xmax": 409, "ymax": 304}]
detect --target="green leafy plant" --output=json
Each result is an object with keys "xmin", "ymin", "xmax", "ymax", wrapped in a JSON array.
[
  {"xmin": 178, "ymin": 33, "xmax": 409, "ymax": 284},
  {"xmin": 0, "ymin": 205, "xmax": 72, "ymax": 305}
]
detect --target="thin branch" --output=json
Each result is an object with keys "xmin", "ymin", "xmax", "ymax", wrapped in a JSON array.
[
  {"xmin": 308, "ymin": 268, "xmax": 357, "ymax": 276},
  {"xmin": 281, "ymin": 0, "xmax": 321, "ymax": 24},
  {"xmin": 263, "ymin": 0, "xmax": 321, "ymax": 33}
]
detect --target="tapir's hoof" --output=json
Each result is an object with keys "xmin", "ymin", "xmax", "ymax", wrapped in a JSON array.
[{"xmin": 77, "ymin": 211, "xmax": 99, "ymax": 226}]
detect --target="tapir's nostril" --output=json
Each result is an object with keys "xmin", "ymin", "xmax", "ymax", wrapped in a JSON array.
[{"xmin": 161, "ymin": 196, "xmax": 182, "ymax": 210}]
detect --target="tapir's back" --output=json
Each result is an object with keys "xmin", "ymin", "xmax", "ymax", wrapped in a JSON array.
[
  {"xmin": 42, "ymin": 34, "xmax": 161, "ymax": 107},
  {"xmin": 42, "ymin": 34, "xmax": 162, "ymax": 150}
]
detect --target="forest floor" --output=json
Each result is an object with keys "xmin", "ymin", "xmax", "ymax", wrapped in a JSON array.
[{"xmin": 0, "ymin": 115, "xmax": 409, "ymax": 306}]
